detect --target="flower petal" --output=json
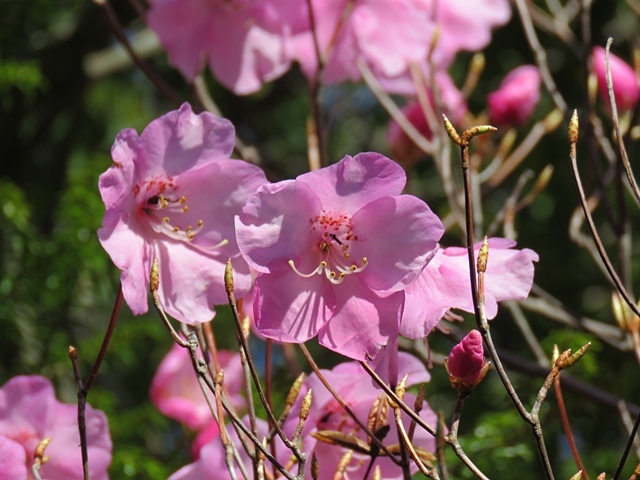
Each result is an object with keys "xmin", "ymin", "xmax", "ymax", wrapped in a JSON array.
[
  {"xmin": 136, "ymin": 103, "xmax": 235, "ymax": 180},
  {"xmin": 99, "ymin": 129, "xmax": 137, "ymax": 210},
  {"xmin": 154, "ymin": 240, "xmax": 252, "ymax": 324},
  {"xmin": 318, "ymin": 276, "xmax": 402, "ymax": 360},
  {"xmin": 236, "ymin": 181, "xmax": 322, "ymax": 273},
  {"xmin": 98, "ymin": 213, "xmax": 151, "ymax": 316},
  {"xmin": 254, "ymin": 269, "xmax": 335, "ymax": 343},
  {"xmin": 0, "ymin": 436, "xmax": 27, "ymax": 480},
  {"xmin": 352, "ymin": 194, "xmax": 443, "ymax": 291},
  {"xmin": 297, "ymin": 152, "xmax": 407, "ymax": 214}
]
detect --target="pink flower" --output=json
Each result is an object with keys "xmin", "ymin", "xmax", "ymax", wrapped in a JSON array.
[
  {"xmin": 290, "ymin": 0, "xmax": 510, "ymax": 92},
  {"xmin": 447, "ymin": 330, "xmax": 485, "ymax": 384},
  {"xmin": 387, "ymin": 72, "xmax": 467, "ymax": 164},
  {"xmin": 150, "ymin": 343, "xmax": 245, "ymax": 431},
  {"xmin": 169, "ymin": 417, "xmax": 288, "ymax": 480},
  {"xmin": 98, "ymin": 103, "xmax": 267, "ymax": 324},
  {"xmin": 283, "ymin": 354, "xmax": 436, "ymax": 479},
  {"xmin": 401, "ymin": 238, "xmax": 539, "ymax": 339},
  {"xmin": 592, "ymin": 46, "xmax": 640, "ymax": 112},
  {"xmin": 146, "ymin": 0, "xmax": 299, "ymax": 94},
  {"xmin": 487, "ymin": 65, "xmax": 541, "ymax": 126},
  {"xmin": 236, "ymin": 153, "xmax": 444, "ymax": 359},
  {"xmin": 0, "ymin": 376, "xmax": 111, "ymax": 480}
]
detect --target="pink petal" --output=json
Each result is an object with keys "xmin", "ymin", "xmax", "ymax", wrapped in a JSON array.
[
  {"xmin": 99, "ymin": 129, "xmax": 137, "ymax": 210},
  {"xmin": 318, "ymin": 276, "xmax": 402, "ymax": 360},
  {"xmin": 42, "ymin": 403, "xmax": 111, "ymax": 480},
  {"xmin": 208, "ymin": 5, "xmax": 291, "ymax": 94},
  {"xmin": 172, "ymin": 159, "xmax": 267, "ymax": 254},
  {"xmin": 136, "ymin": 103, "xmax": 235, "ymax": 180},
  {"xmin": 254, "ymin": 270, "xmax": 335, "ymax": 343},
  {"xmin": 154, "ymin": 240, "xmax": 252, "ymax": 324},
  {"xmin": 236, "ymin": 181, "xmax": 322, "ymax": 274},
  {"xmin": 0, "ymin": 436, "xmax": 27, "ymax": 480},
  {"xmin": 353, "ymin": 0, "xmax": 433, "ymax": 77},
  {"xmin": 98, "ymin": 214, "xmax": 151, "ymax": 316},
  {"xmin": 296, "ymin": 152, "xmax": 407, "ymax": 214},
  {"xmin": 146, "ymin": 0, "xmax": 211, "ymax": 81},
  {"xmin": 352, "ymin": 194, "xmax": 443, "ymax": 291}
]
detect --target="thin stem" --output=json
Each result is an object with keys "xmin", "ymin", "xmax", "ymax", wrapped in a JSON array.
[
  {"xmin": 554, "ymin": 374, "xmax": 589, "ymax": 480},
  {"xmin": 305, "ymin": 0, "xmax": 325, "ymax": 170},
  {"xmin": 605, "ymin": 39, "xmax": 640, "ymax": 207},
  {"xmin": 70, "ymin": 284, "xmax": 123, "ymax": 480},
  {"xmin": 358, "ymin": 360, "xmax": 436, "ymax": 437},
  {"xmin": 514, "ymin": 0, "xmax": 568, "ymax": 113},
  {"xmin": 568, "ymin": 112, "xmax": 640, "ymax": 316},
  {"xmin": 94, "ymin": 0, "xmax": 183, "ymax": 106},
  {"xmin": 298, "ymin": 344, "xmax": 402, "ymax": 464},
  {"xmin": 613, "ymin": 411, "xmax": 640, "ymax": 480},
  {"xmin": 69, "ymin": 347, "xmax": 90, "ymax": 480},
  {"xmin": 445, "ymin": 396, "xmax": 489, "ymax": 480},
  {"xmin": 225, "ymin": 263, "xmax": 306, "ymax": 466}
]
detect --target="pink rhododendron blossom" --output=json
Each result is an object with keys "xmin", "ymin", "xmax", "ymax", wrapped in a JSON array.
[
  {"xmin": 0, "ymin": 376, "xmax": 111, "ymax": 480},
  {"xmin": 592, "ymin": 46, "xmax": 640, "ymax": 112},
  {"xmin": 151, "ymin": 343, "xmax": 245, "ymax": 431},
  {"xmin": 387, "ymin": 72, "xmax": 467, "ymax": 164},
  {"xmin": 488, "ymin": 65, "xmax": 541, "ymax": 126},
  {"xmin": 169, "ymin": 417, "xmax": 288, "ymax": 479},
  {"xmin": 447, "ymin": 330, "xmax": 485, "ymax": 383},
  {"xmin": 236, "ymin": 153, "xmax": 444, "ymax": 359},
  {"xmin": 283, "ymin": 354, "xmax": 436, "ymax": 479},
  {"xmin": 146, "ymin": 0, "xmax": 299, "ymax": 94},
  {"xmin": 291, "ymin": 0, "xmax": 510, "ymax": 91},
  {"xmin": 401, "ymin": 238, "xmax": 539, "ymax": 338},
  {"xmin": 98, "ymin": 103, "xmax": 267, "ymax": 324}
]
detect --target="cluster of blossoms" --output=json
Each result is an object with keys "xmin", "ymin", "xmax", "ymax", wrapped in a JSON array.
[
  {"xmin": 10, "ymin": 1, "xmax": 564, "ymax": 478},
  {"xmin": 147, "ymin": 0, "xmax": 512, "ymax": 95},
  {"xmin": 94, "ymin": 102, "xmax": 539, "ymax": 477},
  {"xmin": 0, "ymin": 376, "xmax": 111, "ymax": 480}
]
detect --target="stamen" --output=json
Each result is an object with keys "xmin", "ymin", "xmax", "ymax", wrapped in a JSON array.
[{"xmin": 289, "ymin": 260, "xmax": 326, "ymax": 278}]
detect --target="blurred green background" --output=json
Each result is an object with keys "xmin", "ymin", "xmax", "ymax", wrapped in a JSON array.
[{"xmin": 2, "ymin": 0, "xmax": 640, "ymax": 478}]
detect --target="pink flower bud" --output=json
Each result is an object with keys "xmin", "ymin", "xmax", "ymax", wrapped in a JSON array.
[
  {"xmin": 447, "ymin": 330, "xmax": 485, "ymax": 384},
  {"xmin": 487, "ymin": 65, "xmax": 541, "ymax": 126},
  {"xmin": 592, "ymin": 46, "xmax": 639, "ymax": 112}
]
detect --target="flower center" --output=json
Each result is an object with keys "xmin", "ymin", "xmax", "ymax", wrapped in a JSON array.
[
  {"xmin": 288, "ymin": 210, "xmax": 367, "ymax": 285},
  {"xmin": 135, "ymin": 176, "xmax": 226, "ymax": 248}
]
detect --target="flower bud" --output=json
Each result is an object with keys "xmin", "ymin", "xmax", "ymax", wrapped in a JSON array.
[
  {"xmin": 592, "ymin": 46, "xmax": 640, "ymax": 112},
  {"xmin": 487, "ymin": 65, "xmax": 541, "ymax": 126},
  {"xmin": 445, "ymin": 330, "xmax": 489, "ymax": 393}
]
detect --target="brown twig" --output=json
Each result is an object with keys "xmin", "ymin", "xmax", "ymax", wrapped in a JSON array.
[
  {"xmin": 69, "ymin": 283, "xmax": 123, "ymax": 480},
  {"xmin": 568, "ymin": 110, "xmax": 640, "ymax": 316},
  {"xmin": 297, "ymin": 344, "xmax": 402, "ymax": 464},
  {"xmin": 514, "ymin": 0, "xmax": 568, "ymax": 114},
  {"xmin": 93, "ymin": 0, "xmax": 183, "ymax": 106},
  {"xmin": 224, "ymin": 260, "xmax": 307, "ymax": 472},
  {"xmin": 554, "ymin": 370, "xmax": 589, "ymax": 480}
]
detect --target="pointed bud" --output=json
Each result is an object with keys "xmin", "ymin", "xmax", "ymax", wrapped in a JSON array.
[
  {"xmin": 442, "ymin": 115, "xmax": 463, "ymax": 145},
  {"xmin": 592, "ymin": 46, "xmax": 640, "ymax": 112},
  {"xmin": 569, "ymin": 471, "xmax": 583, "ymax": 480},
  {"xmin": 372, "ymin": 465, "xmax": 382, "ymax": 480},
  {"xmin": 569, "ymin": 110, "xmax": 579, "ymax": 144},
  {"xmin": 477, "ymin": 237, "xmax": 489, "ymax": 274},
  {"xmin": 446, "ymin": 330, "xmax": 490, "ymax": 394},
  {"xmin": 311, "ymin": 453, "xmax": 319, "ymax": 480},
  {"xmin": 224, "ymin": 259, "xmax": 234, "ymax": 295},
  {"xmin": 150, "ymin": 258, "xmax": 160, "ymax": 293},
  {"xmin": 488, "ymin": 65, "xmax": 541, "ymax": 126}
]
